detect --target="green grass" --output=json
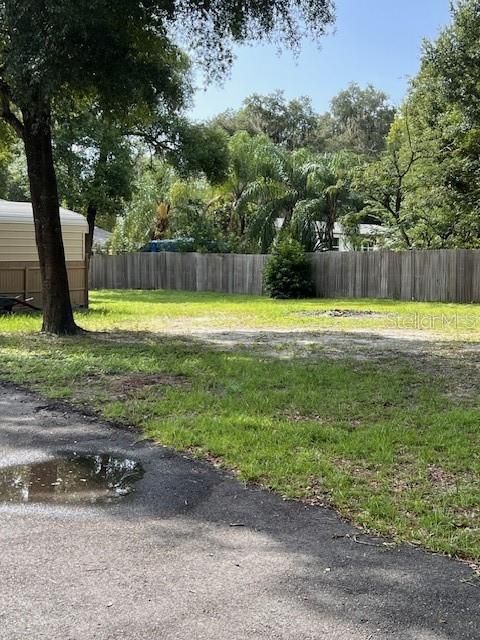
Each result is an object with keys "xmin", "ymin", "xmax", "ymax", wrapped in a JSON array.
[
  {"xmin": 0, "ymin": 290, "xmax": 479, "ymax": 562},
  {"xmin": 3, "ymin": 289, "xmax": 480, "ymax": 337}
]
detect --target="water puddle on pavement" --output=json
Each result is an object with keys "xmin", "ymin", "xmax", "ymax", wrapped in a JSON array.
[{"xmin": 0, "ymin": 452, "xmax": 144, "ymax": 504}]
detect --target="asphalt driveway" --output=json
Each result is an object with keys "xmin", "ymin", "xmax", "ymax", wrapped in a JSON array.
[{"xmin": 0, "ymin": 383, "xmax": 478, "ymax": 640}]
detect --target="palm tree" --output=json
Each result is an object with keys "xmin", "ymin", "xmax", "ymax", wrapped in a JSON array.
[
  {"xmin": 243, "ymin": 148, "xmax": 358, "ymax": 252},
  {"xmin": 306, "ymin": 152, "xmax": 359, "ymax": 250},
  {"xmin": 219, "ymin": 131, "xmax": 275, "ymax": 236},
  {"xmin": 241, "ymin": 147, "xmax": 316, "ymax": 252}
]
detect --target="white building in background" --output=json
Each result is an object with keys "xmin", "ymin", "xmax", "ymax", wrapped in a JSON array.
[
  {"xmin": 92, "ymin": 226, "xmax": 112, "ymax": 252},
  {"xmin": 332, "ymin": 222, "xmax": 386, "ymax": 251},
  {"xmin": 275, "ymin": 218, "xmax": 386, "ymax": 251}
]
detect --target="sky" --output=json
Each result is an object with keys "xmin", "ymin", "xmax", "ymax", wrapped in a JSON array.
[{"xmin": 189, "ymin": 0, "xmax": 452, "ymax": 121}]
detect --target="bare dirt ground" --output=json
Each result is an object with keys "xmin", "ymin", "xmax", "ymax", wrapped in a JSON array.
[
  {"xmin": 178, "ymin": 326, "xmax": 480, "ymax": 359},
  {"xmin": 96, "ymin": 323, "xmax": 480, "ymax": 401},
  {"xmin": 163, "ymin": 327, "xmax": 480, "ymax": 395}
]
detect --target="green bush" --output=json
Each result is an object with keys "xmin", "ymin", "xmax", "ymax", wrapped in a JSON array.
[{"xmin": 264, "ymin": 238, "xmax": 314, "ymax": 299}]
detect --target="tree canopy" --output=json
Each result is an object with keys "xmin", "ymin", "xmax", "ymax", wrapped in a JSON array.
[
  {"xmin": 352, "ymin": 0, "xmax": 480, "ymax": 249},
  {"xmin": 318, "ymin": 83, "xmax": 395, "ymax": 156},
  {"xmin": 212, "ymin": 84, "xmax": 395, "ymax": 156},
  {"xmin": 213, "ymin": 92, "xmax": 321, "ymax": 150}
]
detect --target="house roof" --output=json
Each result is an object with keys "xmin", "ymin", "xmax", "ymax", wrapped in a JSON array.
[
  {"xmin": 93, "ymin": 226, "xmax": 112, "ymax": 247},
  {"xmin": 0, "ymin": 200, "xmax": 88, "ymax": 230},
  {"xmin": 357, "ymin": 224, "xmax": 386, "ymax": 235},
  {"xmin": 332, "ymin": 222, "xmax": 386, "ymax": 235},
  {"xmin": 275, "ymin": 217, "xmax": 386, "ymax": 236}
]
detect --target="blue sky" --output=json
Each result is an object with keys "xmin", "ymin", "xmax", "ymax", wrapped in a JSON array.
[{"xmin": 190, "ymin": 0, "xmax": 451, "ymax": 121}]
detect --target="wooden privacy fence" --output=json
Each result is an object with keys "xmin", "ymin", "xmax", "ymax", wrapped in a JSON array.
[
  {"xmin": 310, "ymin": 249, "xmax": 480, "ymax": 302},
  {"xmin": 0, "ymin": 260, "xmax": 88, "ymax": 307},
  {"xmin": 90, "ymin": 252, "xmax": 268, "ymax": 295},
  {"xmin": 90, "ymin": 249, "xmax": 480, "ymax": 303}
]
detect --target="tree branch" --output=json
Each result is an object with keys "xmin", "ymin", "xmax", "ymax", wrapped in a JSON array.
[{"xmin": 0, "ymin": 79, "xmax": 24, "ymax": 138}]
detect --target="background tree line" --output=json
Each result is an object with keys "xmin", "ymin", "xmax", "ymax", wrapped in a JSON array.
[
  {"xmin": 111, "ymin": 2, "xmax": 480, "ymax": 255},
  {"xmin": 0, "ymin": 79, "xmax": 394, "ymax": 255}
]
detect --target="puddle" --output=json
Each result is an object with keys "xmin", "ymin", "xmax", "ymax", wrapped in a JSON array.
[{"xmin": 0, "ymin": 452, "xmax": 144, "ymax": 505}]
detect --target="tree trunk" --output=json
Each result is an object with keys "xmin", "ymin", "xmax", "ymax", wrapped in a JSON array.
[
  {"xmin": 22, "ymin": 107, "xmax": 80, "ymax": 335},
  {"xmin": 84, "ymin": 136, "xmax": 109, "ymax": 269},
  {"xmin": 394, "ymin": 186, "xmax": 412, "ymax": 249},
  {"xmin": 85, "ymin": 202, "xmax": 97, "ymax": 273},
  {"xmin": 324, "ymin": 199, "xmax": 337, "ymax": 250}
]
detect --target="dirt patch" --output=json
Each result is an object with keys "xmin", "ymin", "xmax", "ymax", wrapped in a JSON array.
[
  {"xmin": 92, "ymin": 327, "xmax": 480, "ymax": 402},
  {"xmin": 303, "ymin": 475, "xmax": 331, "ymax": 507},
  {"xmin": 110, "ymin": 373, "xmax": 190, "ymax": 395},
  {"xmin": 280, "ymin": 410, "xmax": 326, "ymax": 423},
  {"xmin": 427, "ymin": 465, "xmax": 461, "ymax": 493},
  {"xmin": 392, "ymin": 476, "xmax": 416, "ymax": 494},
  {"xmin": 452, "ymin": 506, "xmax": 480, "ymax": 528},
  {"xmin": 166, "ymin": 328, "xmax": 480, "ymax": 401},
  {"xmin": 296, "ymin": 309, "xmax": 387, "ymax": 319},
  {"xmin": 67, "ymin": 371, "xmax": 192, "ymax": 406}
]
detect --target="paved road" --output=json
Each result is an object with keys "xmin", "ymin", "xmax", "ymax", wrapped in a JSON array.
[{"xmin": 0, "ymin": 383, "xmax": 478, "ymax": 640}]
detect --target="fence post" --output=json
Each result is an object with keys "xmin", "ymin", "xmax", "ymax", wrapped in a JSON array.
[{"xmin": 24, "ymin": 266, "xmax": 28, "ymax": 300}]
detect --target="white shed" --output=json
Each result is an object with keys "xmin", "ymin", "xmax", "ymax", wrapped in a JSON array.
[{"xmin": 0, "ymin": 200, "xmax": 89, "ymax": 307}]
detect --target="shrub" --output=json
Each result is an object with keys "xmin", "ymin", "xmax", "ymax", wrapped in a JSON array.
[{"xmin": 264, "ymin": 238, "xmax": 314, "ymax": 299}]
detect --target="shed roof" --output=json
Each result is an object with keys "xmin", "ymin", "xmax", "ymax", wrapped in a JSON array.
[
  {"xmin": 0, "ymin": 200, "xmax": 88, "ymax": 230},
  {"xmin": 93, "ymin": 226, "xmax": 112, "ymax": 247}
]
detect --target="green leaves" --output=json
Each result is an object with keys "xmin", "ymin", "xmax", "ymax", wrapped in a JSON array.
[
  {"xmin": 110, "ymin": 160, "xmax": 176, "ymax": 252},
  {"xmin": 2, "ymin": 1, "xmax": 188, "ymax": 113},
  {"xmin": 264, "ymin": 237, "xmax": 314, "ymax": 299},
  {"xmin": 352, "ymin": 1, "xmax": 480, "ymax": 250}
]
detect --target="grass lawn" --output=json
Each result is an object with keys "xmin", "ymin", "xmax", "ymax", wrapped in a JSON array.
[
  {"xmin": 0, "ymin": 289, "xmax": 479, "ymax": 563},
  {"xmin": 3, "ymin": 289, "xmax": 480, "ymax": 337}
]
